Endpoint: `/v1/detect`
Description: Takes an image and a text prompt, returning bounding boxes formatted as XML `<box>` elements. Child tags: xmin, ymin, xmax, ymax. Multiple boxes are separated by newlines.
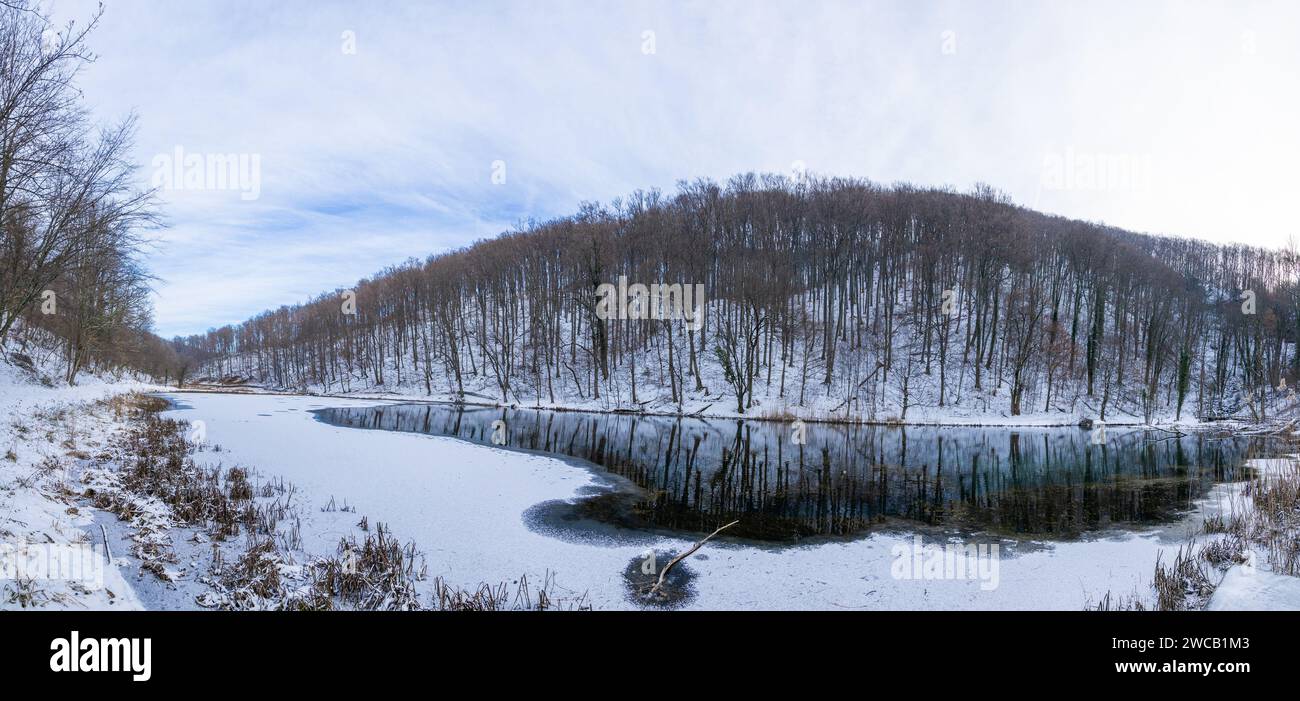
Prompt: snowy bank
<box><xmin>1</xmin><ymin>350</ymin><xmax>163</xmax><ymax>610</ymax></box>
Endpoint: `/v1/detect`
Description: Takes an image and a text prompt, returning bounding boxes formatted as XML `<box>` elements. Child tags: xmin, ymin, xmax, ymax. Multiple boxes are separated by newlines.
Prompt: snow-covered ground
<box><xmin>156</xmin><ymin>391</ymin><xmax>1242</xmax><ymax>610</ymax></box>
<box><xmin>0</xmin><ymin>348</ymin><xmax>162</xmax><ymax>610</ymax></box>
<box><xmin>184</xmin><ymin>379</ymin><xmax>1217</xmax><ymax>429</ymax></box>
<box><xmin>1207</xmin><ymin>566</ymin><xmax>1300</xmax><ymax>610</ymax></box>
<box><xmin>1200</xmin><ymin>457</ymin><xmax>1300</xmax><ymax>610</ymax></box>
<box><xmin>186</xmin><ymin>382</ymin><xmax>1203</xmax><ymax>428</ymax></box>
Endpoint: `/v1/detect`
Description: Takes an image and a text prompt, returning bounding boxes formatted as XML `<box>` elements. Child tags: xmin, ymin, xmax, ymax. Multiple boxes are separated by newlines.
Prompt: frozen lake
<box><xmin>160</xmin><ymin>392</ymin><xmax>1265</xmax><ymax>610</ymax></box>
<box><xmin>315</xmin><ymin>402</ymin><xmax>1259</xmax><ymax>540</ymax></box>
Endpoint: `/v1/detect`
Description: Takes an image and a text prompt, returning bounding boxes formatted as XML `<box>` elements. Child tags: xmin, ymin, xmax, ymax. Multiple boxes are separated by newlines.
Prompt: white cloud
<box><xmin>43</xmin><ymin>0</ymin><xmax>1300</xmax><ymax>336</ymax></box>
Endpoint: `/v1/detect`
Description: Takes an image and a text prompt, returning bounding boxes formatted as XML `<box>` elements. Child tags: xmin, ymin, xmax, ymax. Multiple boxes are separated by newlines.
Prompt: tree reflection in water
<box><xmin>314</xmin><ymin>404</ymin><xmax>1260</xmax><ymax>542</ymax></box>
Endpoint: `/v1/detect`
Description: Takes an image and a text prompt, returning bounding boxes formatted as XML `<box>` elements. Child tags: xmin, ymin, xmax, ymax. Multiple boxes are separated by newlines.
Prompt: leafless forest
<box><xmin>3</xmin><ymin>0</ymin><xmax>1297</xmax><ymax>424</ymax></box>
<box><xmin>169</xmin><ymin>179</ymin><xmax>1298</xmax><ymax>422</ymax></box>
<box><xmin>0</xmin><ymin>2</ymin><xmax>168</xmax><ymax>382</ymax></box>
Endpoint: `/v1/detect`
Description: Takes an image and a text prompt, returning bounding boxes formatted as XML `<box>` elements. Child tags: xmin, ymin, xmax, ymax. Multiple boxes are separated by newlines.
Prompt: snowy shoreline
<box><xmin>173</xmin><ymin>384</ymin><xmax>1234</xmax><ymax>430</ymax></box>
<box><xmin>1</xmin><ymin>361</ymin><xmax>165</xmax><ymax>610</ymax></box>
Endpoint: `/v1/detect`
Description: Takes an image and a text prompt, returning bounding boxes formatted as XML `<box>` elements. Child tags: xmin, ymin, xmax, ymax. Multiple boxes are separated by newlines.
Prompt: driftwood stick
<box><xmin>647</xmin><ymin>520</ymin><xmax>739</xmax><ymax>598</ymax></box>
<box><xmin>99</xmin><ymin>523</ymin><xmax>113</xmax><ymax>562</ymax></box>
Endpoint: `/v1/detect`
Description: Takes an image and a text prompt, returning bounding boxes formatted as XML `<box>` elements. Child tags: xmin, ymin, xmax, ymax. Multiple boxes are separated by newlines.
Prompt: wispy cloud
<box><xmin>46</xmin><ymin>0</ymin><xmax>1300</xmax><ymax>336</ymax></box>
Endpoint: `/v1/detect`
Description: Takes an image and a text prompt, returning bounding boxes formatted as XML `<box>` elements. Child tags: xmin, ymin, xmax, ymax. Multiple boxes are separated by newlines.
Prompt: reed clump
<box><xmin>1091</xmin><ymin>456</ymin><xmax>1300</xmax><ymax>610</ymax></box>
<box><xmin>91</xmin><ymin>392</ymin><xmax>590</xmax><ymax>611</ymax></box>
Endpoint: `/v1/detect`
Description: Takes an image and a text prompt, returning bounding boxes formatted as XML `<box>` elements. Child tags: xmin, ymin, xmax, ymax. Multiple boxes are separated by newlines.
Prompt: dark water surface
<box><xmin>313</xmin><ymin>403</ymin><xmax>1264</xmax><ymax>542</ymax></box>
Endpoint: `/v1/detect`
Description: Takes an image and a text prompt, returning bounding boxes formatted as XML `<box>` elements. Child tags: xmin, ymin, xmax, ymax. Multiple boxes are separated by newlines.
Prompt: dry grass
<box><xmin>430</xmin><ymin>571</ymin><xmax>590</xmax><ymax>611</ymax></box>
<box><xmin>1152</xmin><ymin>544</ymin><xmax>1216</xmax><ymax>611</ymax></box>
<box><xmin>1237</xmin><ymin>466</ymin><xmax>1300</xmax><ymax>575</ymax></box>
<box><xmin>306</xmin><ymin>523</ymin><xmax>423</xmax><ymax>610</ymax></box>
<box><xmin>91</xmin><ymin>391</ymin><xmax>589</xmax><ymax>611</ymax></box>
<box><xmin>1088</xmin><ymin>590</ymin><xmax>1148</xmax><ymax>611</ymax></box>
<box><xmin>1091</xmin><ymin>452</ymin><xmax>1300</xmax><ymax>610</ymax></box>
<box><xmin>98</xmin><ymin>392</ymin><xmax>170</xmax><ymax>419</ymax></box>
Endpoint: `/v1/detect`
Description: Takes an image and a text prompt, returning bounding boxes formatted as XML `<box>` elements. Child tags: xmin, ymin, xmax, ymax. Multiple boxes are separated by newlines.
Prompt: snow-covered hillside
<box><xmin>174</xmin><ymin>180</ymin><xmax>1298</xmax><ymax>429</ymax></box>
<box><xmin>186</xmin><ymin>295</ymin><xmax>1290</xmax><ymax>428</ymax></box>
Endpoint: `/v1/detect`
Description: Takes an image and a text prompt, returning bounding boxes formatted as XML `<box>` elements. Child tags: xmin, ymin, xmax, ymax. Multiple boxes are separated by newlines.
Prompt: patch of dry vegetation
<box><xmin>87</xmin><ymin>392</ymin><xmax>589</xmax><ymax>610</ymax></box>
<box><xmin>1091</xmin><ymin>453</ymin><xmax>1300</xmax><ymax>610</ymax></box>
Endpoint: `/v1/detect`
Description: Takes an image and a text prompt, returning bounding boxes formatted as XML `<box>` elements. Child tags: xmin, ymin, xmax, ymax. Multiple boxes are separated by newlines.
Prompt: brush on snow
<box><xmin>646</xmin><ymin>519</ymin><xmax>738</xmax><ymax>600</ymax></box>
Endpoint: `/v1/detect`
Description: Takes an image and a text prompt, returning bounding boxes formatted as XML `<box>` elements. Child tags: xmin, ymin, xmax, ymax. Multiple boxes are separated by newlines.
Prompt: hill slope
<box><xmin>175</xmin><ymin>176</ymin><xmax>1298</xmax><ymax>425</ymax></box>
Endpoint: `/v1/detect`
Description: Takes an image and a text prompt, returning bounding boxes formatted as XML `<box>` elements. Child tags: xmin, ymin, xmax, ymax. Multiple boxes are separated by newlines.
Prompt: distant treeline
<box><xmin>0</xmin><ymin>2</ymin><xmax>172</xmax><ymax>383</ymax></box>
<box><xmin>175</xmin><ymin>171</ymin><xmax>1299</xmax><ymax>422</ymax></box>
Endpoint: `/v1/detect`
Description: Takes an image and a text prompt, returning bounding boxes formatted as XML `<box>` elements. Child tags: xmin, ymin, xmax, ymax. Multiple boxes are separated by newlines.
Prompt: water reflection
<box><xmin>313</xmin><ymin>404</ymin><xmax>1261</xmax><ymax>541</ymax></box>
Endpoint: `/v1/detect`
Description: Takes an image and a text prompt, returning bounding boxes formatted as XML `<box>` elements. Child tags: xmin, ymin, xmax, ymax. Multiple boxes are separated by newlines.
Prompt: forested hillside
<box><xmin>174</xmin><ymin>176</ymin><xmax>1298</xmax><ymax>424</ymax></box>
<box><xmin>4</xmin><ymin>1</ymin><xmax>1290</xmax><ymax>422</ymax></box>
<box><xmin>0</xmin><ymin>3</ymin><xmax>175</xmax><ymax>385</ymax></box>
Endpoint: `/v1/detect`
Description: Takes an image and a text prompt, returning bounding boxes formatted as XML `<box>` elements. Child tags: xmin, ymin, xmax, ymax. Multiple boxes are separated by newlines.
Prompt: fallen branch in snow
<box><xmin>1144</xmin><ymin>425</ymin><xmax>1187</xmax><ymax>439</ymax></box>
<box><xmin>1231</xmin><ymin>419</ymin><xmax>1298</xmax><ymax>436</ymax></box>
<box><xmin>647</xmin><ymin>519</ymin><xmax>738</xmax><ymax>599</ymax></box>
<box><xmin>99</xmin><ymin>524</ymin><xmax>112</xmax><ymax>562</ymax></box>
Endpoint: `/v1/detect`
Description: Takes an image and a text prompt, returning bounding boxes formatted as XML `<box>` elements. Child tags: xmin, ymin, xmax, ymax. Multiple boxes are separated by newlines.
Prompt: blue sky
<box><xmin>44</xmin><ymin>0</ymin><xmax>1300</xmax><ymax>338</ymax></box>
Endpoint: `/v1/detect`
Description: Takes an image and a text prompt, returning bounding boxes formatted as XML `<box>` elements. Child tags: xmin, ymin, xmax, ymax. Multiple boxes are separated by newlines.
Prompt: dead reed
<box><xmin>91</xmin><ymin>392</ymin><xmax>590</xmax><ymax>611</ymax></box>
